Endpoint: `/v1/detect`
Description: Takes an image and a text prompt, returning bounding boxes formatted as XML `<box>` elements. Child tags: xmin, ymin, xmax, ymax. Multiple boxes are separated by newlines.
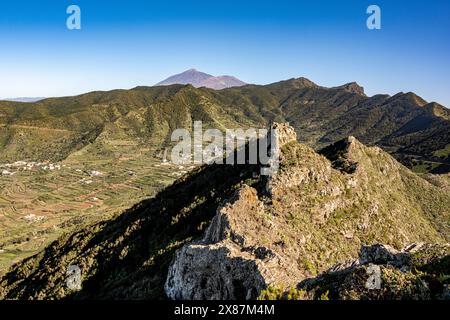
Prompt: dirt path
<box><xmin>1</xmin><ymin>124</ymin><xmax>73</xmax><ymax>133</ymax></box>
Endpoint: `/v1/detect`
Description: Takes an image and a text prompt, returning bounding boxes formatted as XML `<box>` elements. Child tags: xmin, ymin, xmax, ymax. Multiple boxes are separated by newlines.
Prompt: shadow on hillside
<box><xmin>1</xmin><ymin>159</ymin><xmax>261</xmax><ymax>299</ymax></box>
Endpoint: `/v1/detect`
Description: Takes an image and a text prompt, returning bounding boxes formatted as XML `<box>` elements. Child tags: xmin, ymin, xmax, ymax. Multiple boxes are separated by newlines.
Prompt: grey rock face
<box><xmin>164</xmin><ymin>186</ymin><xmax>295</xmax><ymax>300</ymax></box>
<box><xmin>164</xmin><ymin>186</ymin><xmax>271</xmax><ymax>300</ymax></box>
<box><xmin>299</xmin><ymin>243</ymin><xmax>449</xmax><ymax>300</ymax></box>
<box><xmin>271</xmin><ymin>122</ymin><xmax>297</xmax><ymax>147</ymax></box>
<box><xmin>165</xmin><ymin>244</ymin><xmax>266</xmax><ymax>300</ymax></box>
<box><xmin>359</xmin><ymin>244</ymin><xmax>411</xmax><ymax>269</ymax></box>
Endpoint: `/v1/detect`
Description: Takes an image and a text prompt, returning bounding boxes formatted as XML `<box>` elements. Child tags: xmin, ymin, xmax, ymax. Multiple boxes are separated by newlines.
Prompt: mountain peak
<box><xmin>425</xmin><ymin>102</ymin><xmax>450</xmax><ymax>120</ymax></box>
<box><xmin>333</xmin><ymin>82</ymin><xmax>366</xmax><ymax>96</ymax></box>
<box><xmin>156</xmin><ymin>69</ymin><xmax>246</xmax><ymax>90</ymax></box>
<box><xmin>390</xmin><ymin>92</ymin><xmax>428</xmax><ymax>106</ymax></box>
<box><xmin>293</xmin><ymin>77</ymin><xmax>318</xmax><ymax>88</ymax></box>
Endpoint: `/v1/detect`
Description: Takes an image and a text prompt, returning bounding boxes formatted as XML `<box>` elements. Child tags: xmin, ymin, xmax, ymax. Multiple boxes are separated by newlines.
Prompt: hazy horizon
<box><xmin>2</xmin><ymin>69</ymin><xmax>450</xmax><ymax>109</ymax></box>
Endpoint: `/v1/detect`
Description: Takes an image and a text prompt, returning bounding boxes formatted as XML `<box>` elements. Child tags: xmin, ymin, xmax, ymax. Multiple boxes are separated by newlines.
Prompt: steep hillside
<box><xmin>298</xmin><ymin>243</ymin><xmax>450</xmax><ymax>300</ymax></box>
<box><xmin>1</xmin><ymin>124</ymin><xmax>448</xmax><ymax>299</ymax></box>
<box><xmin>0</xmin><ymin>85</ymin><xmax>260</xmax><ymax>162</ymax></box>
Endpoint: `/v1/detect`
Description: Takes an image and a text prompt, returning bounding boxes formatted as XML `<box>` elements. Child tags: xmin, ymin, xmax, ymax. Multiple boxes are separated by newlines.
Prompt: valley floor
<box><xmin>0</xmin><ymin>146</ymin><xmax>189</xmax><ymax>274</ymax></box>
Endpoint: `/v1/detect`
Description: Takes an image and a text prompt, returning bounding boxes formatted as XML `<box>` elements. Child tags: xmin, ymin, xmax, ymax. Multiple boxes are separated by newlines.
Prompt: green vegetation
<box><xmin>299</xmin><ymin>244</ymin><xmax>449</xmax><ymax>300</ymax></box>
<box><xmin>1</xmin><ymin>80</ymin><xmax>449</xmax><ymax>169</ymax></box>
<box><xmin>0</xmin><ymin>152</ymin><xmax>178</xmax><ymax>274</ymax></box>
<box><xmin>257</xmin><ymin>285</ymin><xmax>307</xmax><ymax>300</ymax></box>
<box><xmin>0</xmin><ymin>158</ymin><xmax>261</xmax><ymax>299</ymax></box>
<box><xmin>1</xmin><ymin>127</ymin><xmax>448</xmax><ymax>300</ymax></box>
<box><xmin>0</xmin><ymin>80</ymin><xmax>449</xmax><ymax>299</ymax></box>
<box><xmin>434</xmin><ymin>144</ymin><xmax>450</xmax><ymax>158</ymax></box>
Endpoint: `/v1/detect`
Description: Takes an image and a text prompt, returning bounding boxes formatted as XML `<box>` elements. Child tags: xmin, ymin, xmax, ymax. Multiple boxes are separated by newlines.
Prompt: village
<box><xmin>1</xmin><ymin>160</ymin><xmax>63</xmax><ymax>176</ymax></box>
<box><xmin>0</xmin><ymin>160</ymin><xmax>109</xmax><ymax>185</ymax></box>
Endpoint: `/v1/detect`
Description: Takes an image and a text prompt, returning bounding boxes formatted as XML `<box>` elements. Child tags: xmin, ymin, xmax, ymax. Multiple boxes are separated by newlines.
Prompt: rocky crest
<box><xmin>164</xmin><ymin>124</ymin><xmax>449</xmax><ymax>300</ymax></box>
<box><xmin>1</xmin><ymin>123</ymin><xmax>448</xmax><ymax>300</ymax></box>
<box><xmin>165</xmin><ymin>124</ymin><xmax>301</xmax><ymax>299</ymax></box>
<box><xmin>333</xmin><ymin>82</ymin><xmax>366</xmax><ymax>96</ymax></box>
<box><xmin>299</xmin><ymin>243</ymin><xmax>450</xmax><ymax>300</ymax></box>
<box><xmin>271</xmin><ymin>122</ymin><xmax>297</xmax><ymax>146</ymax></box>
<box><xmin>165</xmin><ymin>187</ymin><xmax>269</xmax><ymax>299</ymax></box>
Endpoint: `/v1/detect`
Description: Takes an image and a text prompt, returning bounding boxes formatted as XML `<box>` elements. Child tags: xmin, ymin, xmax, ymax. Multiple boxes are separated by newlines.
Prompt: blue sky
<box><xmin>1</xmin><ymin>0</ymin><xmax>450</xmax><ymax>106</ymax></box>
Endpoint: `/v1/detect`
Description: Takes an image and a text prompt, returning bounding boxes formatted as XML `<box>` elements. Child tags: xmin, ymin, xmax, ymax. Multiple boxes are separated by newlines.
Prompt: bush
<box><xmin>258</xmin><ymin>285</ymin><xmax>307</xmax><ymax>300</ymax></box>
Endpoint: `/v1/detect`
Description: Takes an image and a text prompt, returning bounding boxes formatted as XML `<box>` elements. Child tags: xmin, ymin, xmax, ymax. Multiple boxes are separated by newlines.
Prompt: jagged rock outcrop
<box><xmin>359</xmin><ymin>244</ymin><xmax>411</xmax><ymax>269</ymax></box>
<box><xmin>165</xmin><ymin>187</ymin><xmax>269</xmax><ymax>300</ymax></box>
<box><xmin>299</xmin><ymin>243</ymin><xmax>450</xmax><ymax>300</ymax></box>
<box><xmin>165</xmin><ymin>124</ymin><xmax>303</xmax><ymax>300</ymax></box>
<box><xmin>165</xmin><ymin>124</ymin><xmax>449</xmax><ymax>300</ymax></box>
<box><xmin>333</xmin><ymin>82</ymin><xmax>366</xmax><ymax>96</ymax></box>
<box><xmin>271</xmin><ymin>122</ymin><xmax>297</xmax><ymax>147</ymax></box>
<box><xmin>164</xmin><ymin>185</ymin><xmax>303</xmax><ymax>300</ymax></box>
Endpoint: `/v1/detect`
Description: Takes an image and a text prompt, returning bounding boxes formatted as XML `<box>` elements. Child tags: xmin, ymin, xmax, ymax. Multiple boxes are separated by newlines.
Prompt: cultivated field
<box><xmin>0</xmin><ymin>141</ymin><xmax>191</xmax><ymax>274</ymax></box>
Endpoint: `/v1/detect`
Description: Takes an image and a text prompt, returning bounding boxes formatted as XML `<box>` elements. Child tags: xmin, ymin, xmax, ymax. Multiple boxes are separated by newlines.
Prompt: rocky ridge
<box><xmin>0</xmin><ymin>123</ymin><xmax>448</xmax><ymax>300</ymax></box>
<box><xmin>164</xmin><ymin>124</ymin><xmax>449</xmax><ymax>300</ymax></box>
<box><xmin>299</xmin><ymin>243</ymin><xmax>450</xmax><ymax>300</ymax></box>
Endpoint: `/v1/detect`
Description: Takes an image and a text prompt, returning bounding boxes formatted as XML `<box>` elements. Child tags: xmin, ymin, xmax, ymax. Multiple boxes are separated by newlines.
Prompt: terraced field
<box><xmin>0</xmin><ymin>143</ymin><xmax>189</xmax><ymax>273</ymax></box>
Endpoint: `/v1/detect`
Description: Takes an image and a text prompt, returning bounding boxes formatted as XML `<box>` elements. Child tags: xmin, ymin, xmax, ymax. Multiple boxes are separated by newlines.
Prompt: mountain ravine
<box><xmin>1</xmin><ymin>123</ymin><xmax>448</xmax><ymax>300</ymax></box>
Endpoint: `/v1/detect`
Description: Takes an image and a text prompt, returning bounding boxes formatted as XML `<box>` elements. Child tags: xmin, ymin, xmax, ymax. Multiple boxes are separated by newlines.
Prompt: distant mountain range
<box><xmin>156</xmin><ymin>69</ymin><xmax>247</xmax><ymax>89</ymax></box>
<box><xmin>0</xmin><ymin>97</ymin><xmax>45</xmax><ymax>103</ymax></box>
<box><xmin>1</xmin><ymin>76</ymin><xmax>448</xmax><ymax>173</ymax></box>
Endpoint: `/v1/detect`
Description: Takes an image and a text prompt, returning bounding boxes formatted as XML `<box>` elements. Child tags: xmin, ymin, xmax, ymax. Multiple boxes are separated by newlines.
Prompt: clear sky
<box><xmin>1</xmin><ymin>0</ymin><xmax>449</xmax><ymax>106</ymax></box>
